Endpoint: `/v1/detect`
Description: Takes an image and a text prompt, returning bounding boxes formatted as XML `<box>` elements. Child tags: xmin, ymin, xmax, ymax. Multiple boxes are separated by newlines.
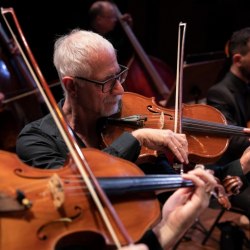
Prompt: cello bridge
<box><xmin>48</xmin><ymin>174</ymin><xmax>64</xmax><ymax>208</ymax></box>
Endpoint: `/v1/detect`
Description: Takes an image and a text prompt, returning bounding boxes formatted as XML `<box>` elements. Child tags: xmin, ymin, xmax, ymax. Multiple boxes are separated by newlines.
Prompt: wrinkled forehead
<box><xmin>90</xmin><ymin>44</ymin><xmax>117</xmax><ymax>65</ymax></box>
<box><xmin>91</xmin><ymin>49</ymin><xmax>118</xmax><ymax>77</ymax></box>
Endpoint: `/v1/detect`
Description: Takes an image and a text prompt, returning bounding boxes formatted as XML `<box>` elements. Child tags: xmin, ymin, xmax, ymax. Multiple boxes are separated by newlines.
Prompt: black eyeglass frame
<box><xmin>73</xmin><ymin>64</ymin><xmax>128</xmax><ymax>93</ymax></box>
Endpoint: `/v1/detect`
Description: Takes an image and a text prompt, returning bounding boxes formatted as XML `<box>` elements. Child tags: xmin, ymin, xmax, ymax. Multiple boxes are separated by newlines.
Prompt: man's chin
<box><xmin>103</xmin><ymin>105</ymin><xmax>119</xmax><ymax>117</ymax></box>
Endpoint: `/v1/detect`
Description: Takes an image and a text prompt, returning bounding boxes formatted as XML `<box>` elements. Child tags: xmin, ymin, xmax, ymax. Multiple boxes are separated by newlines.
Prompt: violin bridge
<box><xmin>159</xmin><ymin>111</ymin><xmax>164</xmax><ymax>129</ymax></box>
<box><xmin>48</xmin><ymin>174</ymin><xmax>64</xmax><ymax>208</ymax></box>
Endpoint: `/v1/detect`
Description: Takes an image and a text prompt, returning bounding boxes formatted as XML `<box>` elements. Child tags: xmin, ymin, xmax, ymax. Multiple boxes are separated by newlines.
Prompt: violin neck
<box><xmin>183</xmin><ymin>118</ymin><xmax>247</xmax><ymax>137</ymax></box>
<box><xmin>98</xmin><ymin>175</ymin><xmax>193</xmax><ymax>195</ymax></box>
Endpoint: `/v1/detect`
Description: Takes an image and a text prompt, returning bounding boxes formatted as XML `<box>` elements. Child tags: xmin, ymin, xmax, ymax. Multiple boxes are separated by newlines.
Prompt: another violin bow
<box><xmin>1</xmin><ymin>7</ymin><xmax>132</xmax><ymax>248</ymax></box>
<box><xmin>173</xmin><ymin>22</ymin><xmax>187</xmax><ymax>174</ymax></box>
<box><xmin>172</xmin><ymin>23</ymin><xmax>239</xmax><ymax>208</ymax></box>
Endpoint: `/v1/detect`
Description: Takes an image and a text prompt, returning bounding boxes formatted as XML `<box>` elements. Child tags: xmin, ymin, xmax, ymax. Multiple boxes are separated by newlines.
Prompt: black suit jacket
<box><xmin>207</xmin><ymin>72</ymin><xmax>250</xmax><ymax>165</ymax></box>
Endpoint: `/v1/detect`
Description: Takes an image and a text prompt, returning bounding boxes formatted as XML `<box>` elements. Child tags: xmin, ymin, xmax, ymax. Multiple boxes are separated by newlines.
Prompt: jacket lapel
<box><xmin>227</xmin><ymin>77</ymin><xmax>248</xmax><ymax>123</ymax></box>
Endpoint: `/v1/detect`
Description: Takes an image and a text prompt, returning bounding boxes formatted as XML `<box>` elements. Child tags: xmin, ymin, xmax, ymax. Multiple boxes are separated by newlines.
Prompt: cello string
<box><xmin>11</xmin><ymin>174</ymin><xmax>193</xmax><ymax>201</ymax></box>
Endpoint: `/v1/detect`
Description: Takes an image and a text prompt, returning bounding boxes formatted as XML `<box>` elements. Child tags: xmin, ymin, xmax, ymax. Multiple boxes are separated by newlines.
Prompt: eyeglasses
<box><xmin>74</xmin><ymin>64</ymin><xmax>128</xmax><ymax>93</ymax></box>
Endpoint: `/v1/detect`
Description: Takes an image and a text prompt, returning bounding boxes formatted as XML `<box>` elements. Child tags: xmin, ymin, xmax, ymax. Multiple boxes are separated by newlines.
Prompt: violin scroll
<box><xmin>222</xmin><ymin>175</ymin><xmax>243</xmax><ymax>195</ymax></box>
<box><xmin>209</xmin><ymin>175</ymin><xmax>243</xmax><ymax>210</ymax></box>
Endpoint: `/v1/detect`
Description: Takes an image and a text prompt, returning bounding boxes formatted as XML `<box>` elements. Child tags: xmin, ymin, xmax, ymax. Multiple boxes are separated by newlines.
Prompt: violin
<box><xmin>101</xmin><ymin>92</ymin><xmax>250</xmax><ymax>165</ymax></box>
<box><xmin>0</xmin><ymin>149</ymin><xmax>193</xmax><ymax>250</ymax></box>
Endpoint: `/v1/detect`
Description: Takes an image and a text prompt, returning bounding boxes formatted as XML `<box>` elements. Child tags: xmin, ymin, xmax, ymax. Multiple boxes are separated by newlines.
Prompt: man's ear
<box><xmin>62</xmin><ymin>77</ymin><xmax>77</xmax><ymax>97</ymax></box>
<box><xmin>233</xmin><ymin>53</ymin><xmax>242</xmax><ymax>65</ymax></box>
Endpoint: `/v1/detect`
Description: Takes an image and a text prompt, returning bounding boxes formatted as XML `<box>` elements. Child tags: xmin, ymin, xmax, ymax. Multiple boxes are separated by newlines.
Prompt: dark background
<box><xmin>1</xmin><ymin>0</ymin><xmax>250</xmax><ymax>83</ymax></box>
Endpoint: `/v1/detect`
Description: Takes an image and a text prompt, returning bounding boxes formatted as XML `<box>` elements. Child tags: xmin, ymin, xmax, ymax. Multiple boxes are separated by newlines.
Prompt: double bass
<box><xmin>113</xmin><ymin>4</ymin><xmax>175</xmax><ymax>105</ymax></box>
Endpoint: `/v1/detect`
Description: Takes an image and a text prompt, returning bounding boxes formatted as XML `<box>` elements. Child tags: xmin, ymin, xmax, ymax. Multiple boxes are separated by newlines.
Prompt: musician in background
<box><xmin>206</xmin><ymin>27</ymin><xmax>250</xmax><ymax>220</ymax></box>
<box><xmin>88</xmin><ymin>0</ymin><xmax>133</xmax><ymax>64</ymax></box>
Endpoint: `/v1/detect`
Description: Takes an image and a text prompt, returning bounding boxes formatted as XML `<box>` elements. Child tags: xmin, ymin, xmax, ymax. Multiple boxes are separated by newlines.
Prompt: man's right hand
<box><xmin>132</xmin><ymin>128</ymin><xmax>189</xmax><ymax>164</ymax></box>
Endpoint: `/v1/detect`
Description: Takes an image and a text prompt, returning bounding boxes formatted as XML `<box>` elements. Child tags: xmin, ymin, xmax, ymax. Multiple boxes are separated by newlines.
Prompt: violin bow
<box><xmin>173</xmin><ymin>22</ymin><xmax>187</xmax><ymax>174</ymax></box>
<box><xmin>1</xmin><ymin>7</ymin><xmax>132</xmax><ymax>248</ymax></box>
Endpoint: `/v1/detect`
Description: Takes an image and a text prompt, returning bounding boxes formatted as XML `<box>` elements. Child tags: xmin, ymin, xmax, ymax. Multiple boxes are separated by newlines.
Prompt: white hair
<box><xmin>53</xmin><ymin>29</ymin><xmax>116</xmax><ymax>82</ymax></box>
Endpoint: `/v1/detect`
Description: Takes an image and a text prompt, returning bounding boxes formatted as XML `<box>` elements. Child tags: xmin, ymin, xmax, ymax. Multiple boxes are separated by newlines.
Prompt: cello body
<box><xmin>0</xmin><ymin>149</ymin><xmax>160</xmax><ymax>250</ymax></box>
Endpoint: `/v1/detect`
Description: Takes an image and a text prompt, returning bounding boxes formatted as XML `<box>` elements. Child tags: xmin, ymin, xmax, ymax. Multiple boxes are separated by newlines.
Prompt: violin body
<box><xmin>102</xmin><ymin>92</ymin><xmax>236</xmax><ymax>165</ymax></box>
<box><xmin>0</xmin><ymin>149</ymin><xmax>160</xmax><ymax>250</ymax></box>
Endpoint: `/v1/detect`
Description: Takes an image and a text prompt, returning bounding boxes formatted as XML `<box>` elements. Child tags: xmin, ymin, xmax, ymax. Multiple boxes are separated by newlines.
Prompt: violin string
<box><xmin>184</xmin><ymin>118</ymin><xmax>246</xmax><ymax>136</ymax></box>
<box><xmin>143</xmin><ymin>114</ymin><xmax>246</xmax><ymax>136</ymax></box>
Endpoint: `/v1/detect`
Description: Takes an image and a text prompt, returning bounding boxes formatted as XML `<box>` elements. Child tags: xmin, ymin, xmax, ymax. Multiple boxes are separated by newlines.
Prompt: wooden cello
<box><xmin>113</xmin><ymin>4</ymin><xmax>175</xmax><ymax>105</ymax></box>
<box><xmin>0</xmin><ymin>148</ymin><xmax>195</xmax><ymax>249</ymax></box>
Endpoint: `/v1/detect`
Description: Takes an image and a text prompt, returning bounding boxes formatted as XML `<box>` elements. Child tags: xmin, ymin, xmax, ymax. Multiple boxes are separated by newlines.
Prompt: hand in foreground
<box><xmin>152</xmin><ymin>168</ymin><xmax>217</xmax><ymax>249</ymax></box>
<box><xmin>121</xmin><ymin>13</ymin><xmax>133</xmax><ymax>26</ymax></box>
<box><xmin>132</xmin><ymin>128</ymin><xmax>188</xmax><ymax>164</ymax></box>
